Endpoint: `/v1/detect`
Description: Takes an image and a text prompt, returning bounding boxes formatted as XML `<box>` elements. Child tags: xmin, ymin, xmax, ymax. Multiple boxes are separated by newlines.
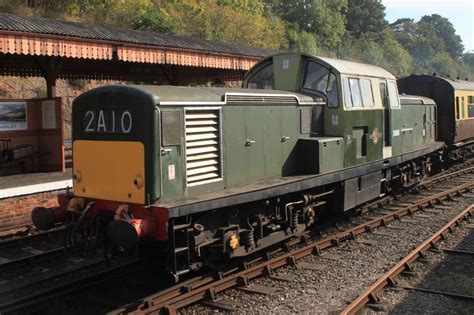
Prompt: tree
<box><xmin>266</xmin><ymin>0</ymin><xmax>314</xmax><ymax>32</ymax></box>
<box><xmin>286</xmin><ymin>26</ymin><xmax>318</xmax><ymax>54</ymax></box>
<box><xmin>419</xmin><ymin>14</ymin><xmax>464</xmax><ymax>59</ymax></box>
<box><xmin>312</xmin><ymin>0</ymin><xmax>348</xmax><ymax>49</ymax></box>
<box><xmin>463</xmin><ymin>53</ymin><xmax>474</xmax><ymax>75</ymax></box>
<box><xmin>346</xmin><ymin>0</ymin><xmax>386</xmax><ymax>39</ymax></box>
<box><xmin>390</xmin><ymin>15</ymin><xmax>459</xmax><ymax>75</ymax></box>
<box><xmin>166</xmin><ymin>1</ymin><xmax>287</xmax><ymax>49</ymax></box>
<box><xmin>131</xmin><ymin>4</ymin><xmax>177</xmax><ymax>34</ymax></box>
<box><xmin>268</xmin><ymin>0</ymin><xmax>347</xmax><ymax>50</ymax></box>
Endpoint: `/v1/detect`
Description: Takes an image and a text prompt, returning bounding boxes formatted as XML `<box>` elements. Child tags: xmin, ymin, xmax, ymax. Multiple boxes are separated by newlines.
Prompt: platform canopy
<box><xmin>0</xmin><ymin>13</ymin><xmax>274</xmax><ymax>97</ymax></box>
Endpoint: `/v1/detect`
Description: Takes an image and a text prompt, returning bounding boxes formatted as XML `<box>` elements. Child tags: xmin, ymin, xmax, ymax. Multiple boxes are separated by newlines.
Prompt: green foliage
<box><xmin>286</xmin><ymin>26</ymin><xmax>318</xmax><ymax>55</ymax></box>
<box><xmin>131</xmin><ymin>4</ymin><xmax>176</xmax><ymax>33</ymax></box>
<box><xmin>162</xmin><ymin>0</ymin><xmax>287</xmax><ymax>49</ymax></box>
<box><xmin>390</xmin><ymin>14</ymin><xmax>470</xmax><ymax>78</ymax></box>
<box><xmin>419</xmin><ymin>14</ymin><xmax>464</xmax><ymax>59</ymax></box>
<box><xmin>311</xmin><ymin>0</ymin><xmax>348</xmax><ymax>49</ymax></box>
<box><xmin>346</xmin><ymin>0</ymin><xmax>386</xmax><ymax>39</ymax></box>
<box><xmin>339</xmin><ymin>27</ymin><xmax>412</xmax><ymax>77</ymax></box>
<box><xmin>463</xmin><ymin>53</ymin><xmax>474</xmax><ymax>77</ymax></box>
<box><xmin>268</xmin><ymin>0</ymin><xmax>347</xmax><ymax>49</ymax></box>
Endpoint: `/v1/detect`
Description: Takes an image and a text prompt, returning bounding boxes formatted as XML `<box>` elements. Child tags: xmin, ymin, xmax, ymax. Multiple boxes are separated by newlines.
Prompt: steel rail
<box><xmin>110</xmin><ymin>182</ymin><xmax>473</xmax><ymax>315</ymax></box>
<box><xmin>340</xmin><ymin>204</ymin><xmax>474</xmax><ymax>315</ymax></box>
<box><xmin>0</xmin><ymin>257</ymin><xmax>139</xmax><ymax>313</ymax></box>
<box><xmin>0</xmin><ymin>246</ymin><xmax>65</xmax><ymax>272</ymax></box>
<box><xmin>418</xmin><ymin>166</ymin><xmax>474</xmax><ymax>189</ymax></box>
<box><xmin>0</xmin><ymin>226</ymin><xmax>65</xmax><ymax>250</ymax></box>
<box><xmin>359</xmin><ymin>165</ymin><xmax>473</xmax><ymax>214</ymax></box>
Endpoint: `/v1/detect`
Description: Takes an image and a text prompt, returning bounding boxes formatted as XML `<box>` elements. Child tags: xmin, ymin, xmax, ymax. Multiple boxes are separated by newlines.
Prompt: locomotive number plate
<box><xmin>83</xmin><ymin>109</ymin><xmax>132</xmax><ymax>134</ymax></box>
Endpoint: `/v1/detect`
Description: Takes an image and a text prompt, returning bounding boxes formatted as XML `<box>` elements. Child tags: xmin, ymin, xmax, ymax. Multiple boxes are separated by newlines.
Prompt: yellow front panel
<box><xmin>73</xmin><ymin>140</ymin><xmax>145</xmax><ymax>204</ymax></box>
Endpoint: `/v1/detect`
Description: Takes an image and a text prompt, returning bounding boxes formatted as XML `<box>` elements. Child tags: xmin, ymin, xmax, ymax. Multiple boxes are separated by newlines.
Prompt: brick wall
<box><xmin>0</xmin><ymin>189</ymin><xmax>65</xmax><ymax>229</ymax></box>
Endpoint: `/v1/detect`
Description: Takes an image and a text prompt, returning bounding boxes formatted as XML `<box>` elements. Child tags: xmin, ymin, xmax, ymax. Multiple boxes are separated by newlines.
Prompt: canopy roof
<box><xmin>0</xmin><ymin>13</ymin><xmax>274</xmax><ymax>59</ymax></box>
<box><xmin>0</xmin><ymin>13</ymin><xmax>274</xmax><ymax>85</ymax></box>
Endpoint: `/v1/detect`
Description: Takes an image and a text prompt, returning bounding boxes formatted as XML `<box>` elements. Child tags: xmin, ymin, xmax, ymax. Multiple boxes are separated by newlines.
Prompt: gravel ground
<box><xmin>375</xmin><ymin>204</ymin><xmax>474</xmax><ymax>314</ymax></box>
<box><xmin>182</xmin><ymin>194</ymin><xmax>474</xmax><ymax>314</ymax></box>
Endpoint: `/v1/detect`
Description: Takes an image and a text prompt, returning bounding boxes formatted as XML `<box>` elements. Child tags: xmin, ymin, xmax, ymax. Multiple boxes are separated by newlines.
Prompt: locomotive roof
<box><xmin>253</xmin><ymin>53</ymin><xmax>397</xmax><ymax>80</ymax></box>
<box><xmin>80</xmin><ymin>85</ymin><xmax>318</xmax><ymax>105</ymax></box>
<box><xmin>399</xmin><ymin>94</ymin><xmax>436</xmax><ymax>105</ymax></box>
<box><xmin>317</xmin><ymin>56</ymin><xmax>396</xmax><ymax>80</ymax></box>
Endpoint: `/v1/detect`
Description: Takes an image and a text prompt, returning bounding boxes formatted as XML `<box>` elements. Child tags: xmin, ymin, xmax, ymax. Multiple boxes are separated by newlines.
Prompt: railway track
<box><xmin>341</xmin><ymin>204</ymin><xmax>474</xmax><ymax>314</ymax></box>
<box><xmin>0</xmin><ymin>226</ymin><xmax>66</xmax><ymax>271</ymax></box>
<box><xmin>0</xmin><ymin>256</ymin><xmax>138</xmax><ymax>314</ymax></box>
<box><xmin>0</xmin><ymin>225</ymin><xmax>139</xmax><ymax>314</ymax></box>
<box><xmin>109</xmin><ymin>168</ymin><xmax>474</xmax><ymax>314</ymax></box>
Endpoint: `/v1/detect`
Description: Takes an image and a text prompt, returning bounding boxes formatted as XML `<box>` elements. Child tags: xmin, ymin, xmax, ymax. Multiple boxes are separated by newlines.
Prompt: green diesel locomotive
<box><xmin>32</xmin><ymin>53</ymin><xmax>448</xmax><ymax>278</ymax></box>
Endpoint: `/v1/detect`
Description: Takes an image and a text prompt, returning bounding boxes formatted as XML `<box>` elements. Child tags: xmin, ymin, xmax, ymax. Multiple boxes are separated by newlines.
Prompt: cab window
<box><xmin>303</xmin><ymin>61</ymin><xmax>339</xmax><ymax>107</ymax></box>
<box><xmin>388</xmin><ymin>81</ymin><xmax>400</xmax><ymax>108</ymax></box>
<box><xmin>247</xmin><ymin>63</ymin><xmax>274</xmax><ymax>89</ymax></box>
<box><xmin>344</xmin><ymin>78</ymin><xmax>374</xmax><ymax>108</ymax></box>
<box><xmin>360</xmin><ymin>79</ymin><xmax>374</xmax><ymax>107</ymax></box>
<box><xmin>349</xmin><ymin>78</ymin><xmax>363</xmax><ymax>107</ymax></box>
<box><xmin>379</xmin><ymin>82</ymin><xmax>387</xmax><ymax>107</ymax></box>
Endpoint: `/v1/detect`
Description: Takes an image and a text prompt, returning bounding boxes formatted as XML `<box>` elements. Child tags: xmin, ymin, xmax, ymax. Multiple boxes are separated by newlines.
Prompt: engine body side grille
<box><xmin>185</xmin><ymin>108</ymin><xmax>222</xmax><ymax>186</ymax></box>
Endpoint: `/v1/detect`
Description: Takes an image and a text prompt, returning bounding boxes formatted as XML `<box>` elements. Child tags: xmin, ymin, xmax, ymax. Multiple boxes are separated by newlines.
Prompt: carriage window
<box><xmin>461</xmin><ymin>97</ymin><xmax>465</xmax><ymax>118</ymax></box>
<box><xmin>469</xmin><ymin>96</ymin><xmax>474</xmax><ymax>118</ymax></box>
<box><xmin>303</xmin><ymin>61</ymin><xmax>339</xmax><ymax>107</ymax></box>
<box><xmin>247</xmin><ymin>63</ymin><xmax>274</xmax><ymax>89</ymax></box>
<box><xmin>349</xmin><ymin>78</ymin><xmax>363</xmax><ymax>107</ymax></box>
<box><xmin>360</xmin><ymin>79</ymin><xmax>374</xmax><ymax>107</ymax></box>
<box><xmin>388</xmin><ymin>81</ymin><xmax>399</xmax><ymax>108</ymax></box>
<box><xmin>456</xmin><ymin>97</ymin><xmax>460</xmax><ymax>119</ymax></box>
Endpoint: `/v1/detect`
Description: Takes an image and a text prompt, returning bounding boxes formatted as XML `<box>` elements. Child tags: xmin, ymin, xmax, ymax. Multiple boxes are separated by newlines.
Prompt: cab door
<box><xmin>245</xmin><ymin>107</ymin><xmax>265</xmax><ymax>182</ymax></box>
<box><xmin>160</xmin><ymin>109</ymin><xmax>184</xmax><ymax>199</ymax></box>
<box><xmin>380</xmin><ymin>81</ymin><xmax>392</xmax><ymax>158</ymax></box>
<box><xmin>384</xmin><ymin>81</ymin><xmax>402</xmax><ymax>156</ymax></box>
<box><xmin>281</xmin><ymin>106</ymin><xmax>299</xmax><ymax>175</ymax></box>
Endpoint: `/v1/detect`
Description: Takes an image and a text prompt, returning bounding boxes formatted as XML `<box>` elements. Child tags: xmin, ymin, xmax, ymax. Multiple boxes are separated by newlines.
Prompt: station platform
<box><xmin>0</xmin><ymin>170</ymin><xmax>72</xmax><ymax>229</ymax></box>
<box><xmin>0</xmin><ymin>170</ymin><xmax>72</xmax><ymax>199</ymax></box>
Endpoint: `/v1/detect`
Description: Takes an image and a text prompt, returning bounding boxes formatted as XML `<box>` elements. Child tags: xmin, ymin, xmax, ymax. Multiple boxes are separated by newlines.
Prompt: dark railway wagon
<box><xmin>32</xmin><ymin>53</ymin><xmax>445</xmax><ymax>279</ymax></box>
<box><xmin>398</xmin><ymin>75</ymin><xmax>474</xmax><ymax>147</ymax></box>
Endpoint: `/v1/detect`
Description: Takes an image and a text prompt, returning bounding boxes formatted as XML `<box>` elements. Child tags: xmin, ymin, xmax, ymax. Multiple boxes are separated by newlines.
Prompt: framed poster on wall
<box><xmin>0</xmin><ymin>102</ymin><xmax>27</xmax><ymax>131</ymax></box>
